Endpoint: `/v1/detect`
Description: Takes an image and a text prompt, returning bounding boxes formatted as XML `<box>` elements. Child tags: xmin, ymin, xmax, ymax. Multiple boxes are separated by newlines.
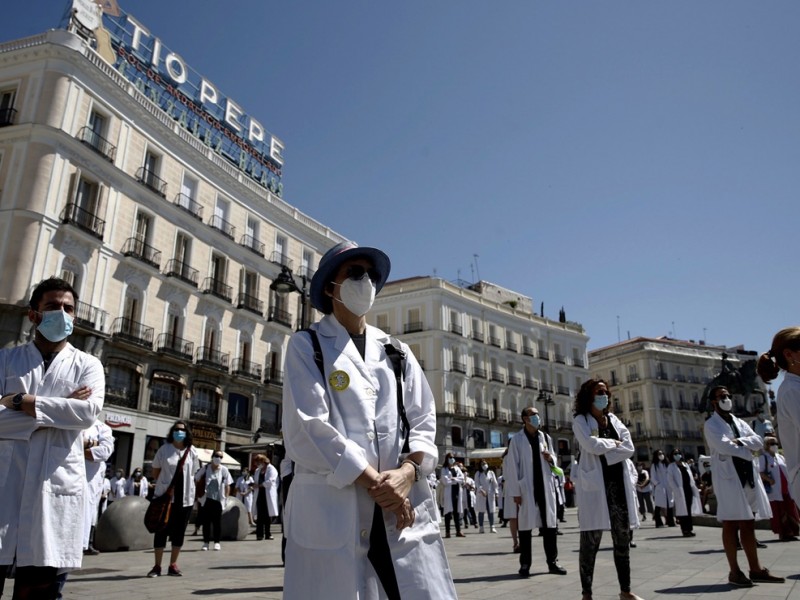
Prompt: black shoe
<box><xmin>556</xmin><ymin>530</ymin><xmax>563</xmax><ymax>535</ymax></box>
<box><xmin>682</xmin><ymin>531</ymin><xmax>696</xmax><ymax>537</ymax></box>
<box><xmin>167</xmin><ymin>564</ymin><xmax>182</xmax><ymax>576</ymax></box>
<box><xmin>630</xmin><ymin>541</ymin><xmax>637</xmax><ymax>548</ymax></box>
<box><xmin>728</xmin><ymin>570</ymin><xmax>753</xmax><ymax>587</ymax></box>
<box><xmin>83</xmin><ymin>547</ymin><xmax>100</xmax><ymax>556</ymax></box>
<box><xmin>266</xmin><ymin>535</ymin><xmax>275</xmax><ymax>540</ymax></box>
<box><xmin>548</xmin><ymin>562</ymin><xmax>567</xmax><ymax>575</ymax></box>
<box><xmin>518</xmin><ymin>566</ymin><xmax>530</xmax><ymax>578</ymax></box>
<box><xmin>147</xmin><ymin>565</ymin><xmax>161</xmax><ymax>578</ymax></box>
<box><xmin>749</xmin><ymin>568</ymin><xmax>784</xmax><ymax>583</ymax></box>
<box><xmin>756</xmin><ymin>540</ymin><xmax>767</xmax><ymax>549</ymax></box>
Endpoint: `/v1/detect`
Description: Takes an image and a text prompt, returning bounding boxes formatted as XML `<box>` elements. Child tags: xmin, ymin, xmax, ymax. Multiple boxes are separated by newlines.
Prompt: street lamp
<box><xmin>269</xmin><ymin>265</ymin><xmax>308</xmax><ymax>330</ymax></box>
<box><xmin>537</xmin><ymin>390</ymin><xmax>555</xmax><ymax>432</ymax></box>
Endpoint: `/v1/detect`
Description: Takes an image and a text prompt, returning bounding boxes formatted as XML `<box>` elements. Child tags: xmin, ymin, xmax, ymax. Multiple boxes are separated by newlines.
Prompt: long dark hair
<box><xmin>574</xmin><ymin>378</ymin><xmax>609</xmax><ymax>416</ymax></box>
<box><xmin>166</xmin><ymin>420</ymin><xmax>193</xmax><ymax>447</ymax></box>
<box><xmin>651</xmin><ymin>449</ymin><xmax>666</xmax><ymax>465</ymax></box>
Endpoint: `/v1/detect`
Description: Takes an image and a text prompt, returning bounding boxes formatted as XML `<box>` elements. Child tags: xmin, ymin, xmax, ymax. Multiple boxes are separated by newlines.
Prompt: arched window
<box><xmin>190</xmin><ymin>383</ymin><xmax>219</xmax><ymax>423</ymax></box>
<box><xmin>106</xmin><ymin>361</ymin><xmax>141</xmax><ymax>409</ymax></box>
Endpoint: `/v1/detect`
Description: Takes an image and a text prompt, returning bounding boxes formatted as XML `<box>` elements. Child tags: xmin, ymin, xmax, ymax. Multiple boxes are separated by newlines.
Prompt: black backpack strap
<box><xmin>384</xmin><ymin>338</ymin><xmax>410</xmax><ymax>454</ymax></box>
<box><xmin>302</xmin><ymin>328</ymin><xmax>325</xmax><ymax>380</ymax></box>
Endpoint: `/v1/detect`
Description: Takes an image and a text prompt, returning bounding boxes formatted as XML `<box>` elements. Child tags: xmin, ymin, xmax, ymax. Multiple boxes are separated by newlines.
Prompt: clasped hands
<box><xmin>368</xmin><ymin>465</ymin><xmax>416</xmax><ymax>531</ymax></box>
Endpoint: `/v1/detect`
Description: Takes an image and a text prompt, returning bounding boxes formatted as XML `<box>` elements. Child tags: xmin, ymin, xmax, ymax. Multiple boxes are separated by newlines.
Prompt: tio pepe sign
<box><xmin>102</xmin><ymin>10</ymin><xmax>285</xmax><ymax>196</ymax></box>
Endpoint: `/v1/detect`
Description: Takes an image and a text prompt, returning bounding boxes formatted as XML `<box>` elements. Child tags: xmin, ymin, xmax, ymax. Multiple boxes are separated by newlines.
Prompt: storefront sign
<box><xmin>101</xmin><ymin>9</ymin><xmax>284</xmax><ymax>196</ymax></box>
<box><xmin>105</xmin><ymin>411</ymin><xmax>133</xmax><ymax>428</ymax></box>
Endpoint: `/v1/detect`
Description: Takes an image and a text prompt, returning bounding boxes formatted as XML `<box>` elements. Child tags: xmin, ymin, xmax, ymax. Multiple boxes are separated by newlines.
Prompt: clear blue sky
<box><xmin>3</xmin><ymin>1</ymin><xmax>799</xmax><ymax>358</ymax></box>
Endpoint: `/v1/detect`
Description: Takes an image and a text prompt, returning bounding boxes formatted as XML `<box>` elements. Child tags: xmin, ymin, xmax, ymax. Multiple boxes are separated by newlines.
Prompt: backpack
<box><xmin>304</xmin><ymin>328</ymin><xmax>411</xmax><ymax>453</ymax></box>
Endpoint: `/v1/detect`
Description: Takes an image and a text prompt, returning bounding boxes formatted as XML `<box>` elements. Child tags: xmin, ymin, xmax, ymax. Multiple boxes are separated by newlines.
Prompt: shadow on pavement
<box><xmin>207</xmin><ymin>564</ymin><xmax>283</xmax><ymax>570</ymax></box>
<box><xmin>455</xmin><ymin>552</ymin><xmax>510</xmax><ymax>557</ymax></box>
<box><xmin>193</xmin><ymin>587</ymin><xmax>283</xmax><ymax>595</ymax></box>
<box><xmin>688</xmin><ymin>548</ymin><xmax>725</xmax><ymax>555</ymax></box>
<box><xmin>654</xmin><ymin>584</ymin><xmax>731</xmax><ymax>594</ymax></box>
<box><xmin>68</xmin><ymin>575</ymin><xmax>142</xmax><ymax>582</ymax></box>
<box><xmin>454</xmin><ymin>573</ymin><xmax>529</xmax><ymax>583</ymax></box>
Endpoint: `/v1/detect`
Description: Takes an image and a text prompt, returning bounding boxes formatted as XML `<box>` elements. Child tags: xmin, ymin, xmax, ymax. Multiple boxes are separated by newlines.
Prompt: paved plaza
<box><xmin>62</xmin><ymin>509</ymin><xmax>800</xmax><ymax>599</ymax></box>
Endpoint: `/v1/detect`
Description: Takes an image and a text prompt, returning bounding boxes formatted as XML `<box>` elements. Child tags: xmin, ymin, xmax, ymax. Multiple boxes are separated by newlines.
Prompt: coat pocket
<box><xmin>288</xmin><ymin>478</ymin><xmax>354</xmax><ymax>550</ymax></box>
<box><xmin>45</xmin><ymin>442</ymin><xmax>84</xmax><ymax>496</ymax></box>
<box><xmin>578</xmin><ymin>463</ymin><xmax>603</xmax><ymax>492</ymax></box>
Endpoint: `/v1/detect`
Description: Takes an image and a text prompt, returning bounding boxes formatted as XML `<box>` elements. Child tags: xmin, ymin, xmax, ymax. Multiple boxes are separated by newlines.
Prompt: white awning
<box><xmin>195</xmin><ymin>448</ymin><xmax>241</xmax><ymax>470</ymax></box>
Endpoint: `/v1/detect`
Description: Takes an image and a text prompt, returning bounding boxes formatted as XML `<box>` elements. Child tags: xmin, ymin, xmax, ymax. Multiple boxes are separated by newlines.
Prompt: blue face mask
<box><xmin>173</xmin><ymin>430</ymin><xmax>187</xmax><ymax>442</ymax></box>
<box><xmin>674</xmin><ymin>454</ymin><xmax>682</xmax><ymax>462</ymax></box>
<box><xmin>593</xmin><ymin>394</ymin><xmax>609</xmax><ymax>410</ymax></box>
<box><xmin>528</xmin><ymin>414</ymin><xmax>541</xmax><ymax>428</ymax></box>
<box><xmin>37</xmin><ymin>310</ymin><xmax>74</xmax><ymax>342</ymax></box>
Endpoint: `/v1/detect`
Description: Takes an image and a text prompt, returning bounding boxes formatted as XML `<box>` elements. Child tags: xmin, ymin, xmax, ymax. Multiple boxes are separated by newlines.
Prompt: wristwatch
<box><xmin>12</xmin><ymin>392</ymin><xmax>24</xmax><ymax>411</ymax></box>
<box><xmin>402</xmin><ymin>459</ymin><xmax>421</xmax><ymax>482</ymax></box>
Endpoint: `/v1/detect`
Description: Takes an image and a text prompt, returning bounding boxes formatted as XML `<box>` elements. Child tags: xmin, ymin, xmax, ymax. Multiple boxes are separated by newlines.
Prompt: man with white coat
<box><xmin>474</xmin><ymin>460</ymin><xmax>499</xmax><ymax>533</ymax></box>
<box><xmin>666</xmin><ymin>448</ymin><xmax>702</xmax><ymax>537</ymax></box>
<box><xmin>0</xmin><ymin>277</ymin><xmax>104</xmax><ymax>598</ymax></box>
<box><xmin>440</xmin><ymin>453</ymin><xmax>465</xmax><ymax>538</ymax></box>
<box><xmin>505</xmin><ymin>406</ymin><xmax>567</xmax><ymax>578</ymax></box>
<box><xmin>252</xmin><ymin>454</ymin><xmax>279</xmax><ymax>541</ymax></box>
<box><xmin>704</xmin><ymin>385</ymin><xmax>784</xmax><ymax>587</ymax></box>
<box><xmin>82</xmin><ymin>419</ymin><xmax>115</xmax><ymax>555</ymax></box>
<box><xmin>282</xmin><ymin>241</ymin><xmax>456</xmax><ymax>599</ymax></box>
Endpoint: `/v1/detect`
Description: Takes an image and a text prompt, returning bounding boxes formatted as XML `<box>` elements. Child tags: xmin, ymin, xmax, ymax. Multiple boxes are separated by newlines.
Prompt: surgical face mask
<box><xmin>657</xmin><ymin>454</ymin><xmax>664</xmax><ymax>461</ymax></box>
<box><xmin>335</xmin><ymin>275</ymin><xmax>376</xmax><ymax>316</ymax></box>
<box><xmin>134</xmin><ymin>472</ymin><xmax>142</xmax><ymax>480</ymax></box>
<box><xmin>768</xmin><ymin>444</ymin><xmax>778</xmax><ymax>453</ymax></box>
<box><xmin>528</xmin><ymin>414</ymin><xmax>541</xmax><ymax>428</ymax></box>
<box><xmin>593</xmin><ymin>394</ymin><xmax>609</xmax><ymax>410</ymax></box>
<box><xmin>173</xmin><ymin>430</ymin><xmax>187</xmax><ymax>442</ymax></box>
<box><xmin>481</xmin><ymin>463</ymin><xmax>488</xmax><ymax>471</ymax></box>
<box><xmin>674</xmin><ymin>454</ymin><xmax>682</xmax><ymax>462</ymax></box>
<box><xmin>213</xmin><ymin>457</ymin><xmax>222</xmax><ymax>465</ymax></box>
<box><xmin>36</xmin><ymin>309</ymin><xmax>74</xmax><ymax>342</ymax></box>
<box><xmin>717</xmin><ymin>397</ymin><xmax>733</xmax><ymax>412</ymax></box>
<box><xmin>448</xmin><ymin>457</ymin><xmax>455</xmax><ymax>466</ymax></box>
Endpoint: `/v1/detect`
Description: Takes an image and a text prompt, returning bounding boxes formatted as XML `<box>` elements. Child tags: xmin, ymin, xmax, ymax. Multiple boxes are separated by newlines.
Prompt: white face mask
<box><xmin>718</xmin><ymin>397</ymin><xmax>733</xmax><ymax>412</ymax></box>
<box><xmin>335</xmin><ymin>275</ymin><xmax>376</xmax><ymax>316</ymax></box>
<box><xmin>212</xmin><ymin>457</ymin><xmax>222</xmax><ymax>466</ymax></box>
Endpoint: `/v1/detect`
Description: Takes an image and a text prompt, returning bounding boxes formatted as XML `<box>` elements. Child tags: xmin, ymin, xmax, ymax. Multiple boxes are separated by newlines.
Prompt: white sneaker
<box><xmin>201</xmin><ymin>544</ymin><xmax>209</xmax><ymax>551</ymax></box>
<box><xmin>491</xmin><ymin>527</ymin><xmax>497</xmax><ymax>533</ymax></box>
<box><xmin>213</xmin><ymin>543</ymin><xmax>221</xmax><ymax>551</ymax></box>
<box><xmin>479</xmin><ymin>526</ymin><xmax>485</xmax><ymax>533</ymax></box>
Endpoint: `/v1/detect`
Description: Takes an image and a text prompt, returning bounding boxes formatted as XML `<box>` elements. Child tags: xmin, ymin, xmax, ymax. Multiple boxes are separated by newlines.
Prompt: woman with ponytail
<box><xmin>757</xmin><ymin>327</ymin><xmax>800</xmax><ymax>505</ymax></box>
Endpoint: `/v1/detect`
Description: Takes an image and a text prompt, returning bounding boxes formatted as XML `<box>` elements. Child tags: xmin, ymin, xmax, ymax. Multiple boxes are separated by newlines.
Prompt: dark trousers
<box><xmin>679</xmin><ymin>489</ymin><xmax>694</xmax><ymax>533</ymax></box>
<box><xmin>256</xmin><ymin>494</ymin><xmax>271</xmax><ymax>540</ymax></box>
<box><xmin>281</xmin><ymin>474</ymin><xmax>293</xmax><ymax>564</ymax></box>
<box><xmin>519</xmin><ymin>527</ymin><xmax>558</xmax><ymax>569</ymax></box>
<box><xmin>444</xmin><ymin>511</ymin><xmax>461</xmax><ymax>535</ymax></box>
<box><xmin>202</xmin><ymin>499</ymin><xmax>223</xmax><ymax>544</ymax></box>
<box><xmin>654</xmin><ymin>505</ymin><xmax>675</xmax><ymax>527</ymax></box>
<box><xmin>367</xmin><ymin>504</ymin><xmax>400</xmax><ymax>600</ymax></box>
<box><xmin>153</xmin><ymin>504</ymin><xmax>193</xmax><ymax>549</ymax></box>
<box><xmin>0</xmin><ymin>565</ymin><xmax>59</xmax><ymax>600</ymax></box>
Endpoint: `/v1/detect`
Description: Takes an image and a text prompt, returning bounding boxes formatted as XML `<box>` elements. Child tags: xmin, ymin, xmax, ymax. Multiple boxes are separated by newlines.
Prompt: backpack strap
<box><xmin>384</xmin><ymin>338</ymin><xmax>410</xmax><ymax>454</ymax></box>
<box><xmin>302</xmin><ymin>328</ymin><xmax>325</xmax><ymax>379</ymax></box>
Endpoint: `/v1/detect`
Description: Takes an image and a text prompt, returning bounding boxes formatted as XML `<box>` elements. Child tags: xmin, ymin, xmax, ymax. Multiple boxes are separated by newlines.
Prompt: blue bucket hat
<box><xmin>310</xmin><ymin>242</ymin><xmax>391</xmax><ymax>315</ymax></box>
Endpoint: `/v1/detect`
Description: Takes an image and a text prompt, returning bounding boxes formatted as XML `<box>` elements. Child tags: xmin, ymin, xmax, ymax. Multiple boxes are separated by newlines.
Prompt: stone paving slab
<box><xmin>57</xmin><ymin>508</ymin><xmax>800</xmax><ymax>599</ymax></box>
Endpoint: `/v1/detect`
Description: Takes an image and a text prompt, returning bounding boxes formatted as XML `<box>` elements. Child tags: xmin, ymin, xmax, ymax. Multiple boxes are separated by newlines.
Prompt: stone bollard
<box><xmin>220</xmin><ymin>496</ymin><xmax>251</xmax><ymax>541</ymax></box>
<box><xmin>94</xmin><ymin>496</ymin><xmax>153</xmax><ymax>552</ymax></box>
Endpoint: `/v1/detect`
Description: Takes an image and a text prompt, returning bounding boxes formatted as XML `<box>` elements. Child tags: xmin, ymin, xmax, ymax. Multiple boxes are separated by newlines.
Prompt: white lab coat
<box><xmin>650</xmin><ymin>462</ymin><xmax>674</xmax><ymax>508</ymax></box>
<box><xmin>572</xmin><ymin>412</ymin><xmax>639</xmax><ymax>531</ymax></box>
<box><xmin>236</xmin><ymin>474</ymin><xmax>255</xmax><ymax>512</ymax></box>
<box><xmin>502</xmin><ymin>453</ymin><xmax>518</xmax><ymax>517</ymax></box>
<box><xmin>505</xmin><ymin>428</ymin><xmax>558</xmax><ymax>530</ymax></box>
<box><xmin>82</xmin><ymin>420</ymin><xmax>114</xmax><ymax>548</ymax></box>
<box><xmin>152</xmin><ymin>443</ymin><xmax>200</xmax><ymax>507</ymax></box>
<box><xmin>282</xmin><ymin>315</ymin><xmax>456</xmax><ymax>600</ymax></box>
<box><xmin>440</xmin><ymin>464</ymin><xmax>465</xmax><ymax>514</ymax></box>
<box><xmin>109</xmin><ymin>476</ymin><xmax>126</xmax><ymax>501</ymax></box>
<box><xmin>759</xmin><ymin>452</ymin><xmax>791</xmax><ymax>503</ymax></box>
<box><xmin>777</xmin><ymin>372</ymin><xmax>800</xmax><ymax>502</ymax></box>
<box><xmin>704</xmin><ymin>412</ymin><xmax>772</xmax><ymax>522</ymax></box>
<box><xmin>666</xmin><ymin>461</ymin><xmax>702</xmax><ymax>517</ymax></box>
<box><xmin>253</xmin><ymin>463</ymin><xmax>279</xmax><ymax>517</ymax></box>
<box><xmin>475</xmin><ymin>469</ymin><xmax>498</xmax><ymax>514</ymax></box>
<box><xmin>125</xmin><ymin>475</ymin><xmax>150</xmax><ymax>498</ymax></box>
<box><xmin>0</xmin><ymin>341</ymin><xmax>104</xmax><ymax>569</ymax></box>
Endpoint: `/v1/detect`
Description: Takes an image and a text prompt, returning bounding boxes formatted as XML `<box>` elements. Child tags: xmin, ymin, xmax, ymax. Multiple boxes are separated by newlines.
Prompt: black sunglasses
<box><xmin>345</xmin><ymin>264</ymin><xmax>380</xmax><ymax>283</ymax></box>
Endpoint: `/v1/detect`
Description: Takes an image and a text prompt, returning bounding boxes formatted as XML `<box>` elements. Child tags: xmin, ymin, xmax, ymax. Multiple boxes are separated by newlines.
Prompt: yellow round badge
<box><xmin>329</xmin><ymin>370</ymin><xmax>350</xmax><ymax>391</ymax></box>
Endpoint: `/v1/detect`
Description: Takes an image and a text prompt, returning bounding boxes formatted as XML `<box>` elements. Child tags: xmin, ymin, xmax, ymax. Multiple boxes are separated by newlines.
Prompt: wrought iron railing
<box><xmin>73</xmin><ymin>300</ymin><xmax>108</xmax><ymax>332</ymax></box>
<box><xmin>155</xmin><ymin>333</ymin><xmax>194</xmax><ymax>360</ymax></box>
<box><xmin>195</xmin><ymin>346</ymin><xmax>229</xmax><ymax>371</ymax></box>
<box><xmin>173</xmin><ymin>193</ymin><xmax>203</xmax><ymax>220</ymax></box>
<box><xmin>267</xmin><ymin>307</ymin><xmax>292</xmax><ymax>328</ymax></box>
<box><xmin>231</xmin><ymin>358</ymin><xmax>262</xmax><ymax>380</ymax></box>
<box><xmin>135</xmin><ymin>167</ymin><xmax>167</xmax><ymax>197</ymax></box>
<box><xmin>60</xmin><ymin>202</ymin><xmax>105</xmax><ymax>239</ymax></box>
<box><xmin>111</xmin><ymin>317</ymin><xmax>154</xmax><ymax>348</ymax></box>
<box><xmin>239</xmin><ymin>234</ymin><xmax>265</xmax><ymax>256</ymax></box>
<box><xmin>77</xmin><ymin>126</ymin><xmax>116</xmax><ymax>162</ymax></box>
<box><xmin>237</xmin><ymin>292</ymin><xmax>263</xmax><ymax>316</ymax></box>
<box><xmin>208</xmin><ymin>214</ymin><xmax>235</xmax><ymax>238</ymax></box>
<box><xmin>164</xmin><ymin>259</ymin><xmax>199</xmax><ymax>287</ymax></box>
<box><xmin>122</xmin><ymin>237</ymin><xmax>161</xmax><ymax>268</ymax></box>
<box><xmin>201</xmin><ymin>277</ymin><xmax>233</xmax><ymax>302</ymax></box>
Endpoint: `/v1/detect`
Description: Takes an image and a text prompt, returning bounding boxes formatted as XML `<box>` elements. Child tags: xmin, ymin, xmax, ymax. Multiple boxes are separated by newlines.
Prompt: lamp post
<box><xmin>269</xmin><ymin>265</ymin><xmax>308</xmax><ymax>330</ymax></box>
<box><xmin>537</xmin><ymin>390</ymin><xmax>555</xmax><ymax>432</ymax></box>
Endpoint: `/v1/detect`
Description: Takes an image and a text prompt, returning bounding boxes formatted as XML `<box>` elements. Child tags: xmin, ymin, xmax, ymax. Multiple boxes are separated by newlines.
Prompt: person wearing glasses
<box><xmin>196</xmin><ymin>450</ymin><xmax>233</xmax><ymax>551</ymax></box>
<box><xmin>704</xmin><ymin>386</ymin><xmax>784</xmax><ymax>587</ymax></box>
<box><xmin>0</xmin><ymin>277</ymin><xmax>105</xmax><ymax>599</ymax></box>
<box><xmin>282</xmin><ymin>241</ymin><xmax>456</xmax><ymax>599</ymax></box>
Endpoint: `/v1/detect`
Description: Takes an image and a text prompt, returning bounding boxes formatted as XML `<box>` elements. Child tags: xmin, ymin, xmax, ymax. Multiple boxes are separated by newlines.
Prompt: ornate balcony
<box><xmin>490</xmin><ymin>370</ymin><xmax>505</xmax><ymax>383</ymax></box>
<box><xmin>164</xmin><ymin>259</ymin><xmax>199</xmax><ymax>287</ymax></box>
<box><xmin>231</xmin><ymin>358</ymin><xmax>262</xmax><ymax>381</ymax></box>
<box><xmin>450</xmin><ymin>323</ymin><xmax>463</xmax><ymax>335</ymax></box>
<box><xmin>0</xmin><ymin>107</ymin><xmax>17</xmax><ymax>127</ymax></box>
<box><xmin>201</xmin><ymin>277</ymin><xmax>233</xmax><ymax>302</ymax></box>
<box><xmin>556</xmin><ymin>385</ymin><xmax>570</xmax><ymax>396</ymax></box>
<box><xmin>208</xmin><ymin>214</ymin><xmax>235</xmax><ymax>239</ymax></box>
<box><xmin>227</xmin><ymin>412</ymin><xmax>253</xmax><ymax>431</ymax></box>
<box><xmin>475</xmin><ymin>407</ymin><xmax>492</xmax><ymax>420</ymax></box>
<box><xmin>524</xmin><ymin>377</ymin><xmax>538</xmax><ymax>389</ymax></box>
<box><xmin>111</xmin><ymin>317</ymin><xmax>154</xmax><ymax>348</ymax></box>
<box><xmin>240</xmin><ymin>234</ymin><xmax>265</xmax><ymax>257</ymax></box>
<box><xmin>265</xmin><ymin>367</ymin><xmax>284</xmax><ymax>386</ymax></box>
<box><xmin>173</xmin><ymin>193</ymin><xmax>203</xmax><ymax>220</ymax></box>
<box><xmin>506</xmin><ymin>340</ymin><xmax>517</xmax><ymax>352</ymax></box>
<box><xmin>267</xmin><ymin>306</ymin><xmax>292</xmax><ymax>328</ymax></box>
<box><xmin>135</xmin><ymin>167</ymin><xmax>167</xmax><ymax>197</ymax></box>
<box><xmin>237</xmin><ymin>292</ymin><xmax>263</xmax><ymax>316</ymax></box>
<box><xmin>61</xmin><ymin>202</ymin><xmax>105</xmax><ymax>240</ymax></box>
<box><xmin>627</xmin><ymin>374</ymin><xmax>641</xmax><ymax>383</ymax></box>
<box><xmin>538</xmin><ymin>350</ymin><xmax>550</xmax><ymax>361</ymax></box>
<box><xmin>105</xmin><ymin>386</ymin><xmax>138</xmax><ymax>409</ymax></box>
<box><xmin>508</xmin><ymin>375</ymin><xmax>522</xmax><ymax>387</ymax></box>
<box><xmin>196</xmin><ymin>346</ymin><xmax>229</xmax><ymax>371</ymax></box>
<box><xmin>574</xmin><ymin>357</ymin><xmax>585</xmax><ymax>368</ymax></box>
<box><xmin>122</xmin><ymin>237</ymin><xmax>161</xmax><ymax>269</ymax></box>
<box><xmin>73</xmin><ymin>300</ymin><xmax>108</xmax><ymax>332</ymax></box>
<box><xmin>472</xmin><ymin>366</ymin><xmax>487</xmax><ymax>379</ymax></box>
<box><xmin>269</xmin><ymin>251</ymin><xmax>293</xmax><ymax>270</ymax></box>
<box><xmin>404</xmin><ymin>321</ymin><xmax>423</xmax><ymax>334</ymax></box>
<box><xmin>77</xmin><ymin>126</ymin><xmax>116</xmax><ymax>162</ymax></box>
<box><xmin>155</xmin><ymin>333</ymin><xmax>194</xmax><ymax>361</ymax></box>
<box><xmin>489</xmin><ymin>336</ymin><xmax>501</xmax><ymax>348</ymax></box>
<box><xmin>522</xmin><ymin>345</ymin><xmax>535</xmax><ymax>357</ymax></box>
<box><xmin>471</xmin><ymin>331</ymin><xmax>484</xmax><ymax>342</ymax></box>
<box><xmin>450</xmin><ymin>361</ymin><xmax>467</xmax><ymax>374</ymax></box>
<box><xmin>554</xmin><ymin>354</ymin><xmax>566</xmax><ymax>364</ymax></box>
